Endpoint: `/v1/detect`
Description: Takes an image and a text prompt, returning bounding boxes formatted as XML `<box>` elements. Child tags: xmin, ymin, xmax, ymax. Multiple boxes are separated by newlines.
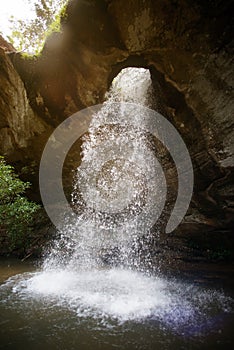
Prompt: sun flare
<box><xmin>0</xmin><ymin>0</ymin><xmax>35</xmax><ymax>38</ymax></box>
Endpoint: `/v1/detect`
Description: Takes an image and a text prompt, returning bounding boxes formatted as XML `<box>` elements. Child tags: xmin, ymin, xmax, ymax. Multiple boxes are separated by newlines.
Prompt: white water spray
<box><xmin>1</xmin><ymin>69</ymin><xmax>232</xmax><ymax>333</ymax></box>
<box><xmin>43</xmin><ymin>67</ymin><xmax>164</xmax><ymax>271</ymax></box>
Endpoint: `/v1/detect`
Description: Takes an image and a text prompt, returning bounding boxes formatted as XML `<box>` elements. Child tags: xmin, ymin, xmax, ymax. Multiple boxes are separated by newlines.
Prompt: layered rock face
<box><xmin>0</xmin><ymin>0</ymin><xmax>233</xmax><ymax>252</ymax></box>
<box><xmin>0</xmin><ymin>47</ymin><xmax>47</xmax><ymax>160</ymax></box>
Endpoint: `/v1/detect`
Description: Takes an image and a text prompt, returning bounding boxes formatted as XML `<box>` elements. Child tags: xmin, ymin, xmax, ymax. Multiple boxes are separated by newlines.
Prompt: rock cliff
<box><xmin>0</xmin><ymin>0</ymin><xmax>233</xmax><ymax>257</ymax></box>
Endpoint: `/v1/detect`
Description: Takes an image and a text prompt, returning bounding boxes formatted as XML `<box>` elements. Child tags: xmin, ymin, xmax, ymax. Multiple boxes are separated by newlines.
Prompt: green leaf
<box><xmin>0</xmin><ymin>156</ymin><xmax>40</xmax><ymax>251</ymax></box>
<box><xmin>8</xmin><ymin>0</ymin><xmax>68</xmax><ymax>54</ymax></box>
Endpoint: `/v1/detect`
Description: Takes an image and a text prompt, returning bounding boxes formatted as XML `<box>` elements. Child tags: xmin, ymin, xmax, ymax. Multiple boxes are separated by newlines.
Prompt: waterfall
<box><xmin>43</xmin><ymin>67</ymin><xmax>163</xmax><ymax>271</ymax></box>
<box><xmin>0</xmin><ymin>68</ymin><xmax>231</xmax><ymax>335</ymax></box>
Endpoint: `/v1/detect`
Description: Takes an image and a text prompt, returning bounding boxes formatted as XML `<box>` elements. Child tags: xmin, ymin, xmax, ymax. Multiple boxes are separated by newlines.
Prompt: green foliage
<box><xmin>8</xmin><ymin>0</ymin><xmax>68</xmax><ymax>54</ymax></box>
<box><xmin>20</xmin><ymin>161</ymin><xmax>37</xmax><ymax>176</ymax></box>
<box><xmin>0</xmin><ymin>156</ymin><xmax>40</xmax><ymax>251</ymax></box>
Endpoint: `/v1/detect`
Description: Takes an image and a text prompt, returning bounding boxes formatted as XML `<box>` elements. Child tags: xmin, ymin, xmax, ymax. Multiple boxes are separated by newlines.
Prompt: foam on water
<box><xmin>1</xmin><ymin>267</ymin><xmax>231</xmax><ymax>335</ymax></box>
<box><xmin>1</xmin><ymin>68</ymin><xmax>232</xmax><ymax>336</ymax></box>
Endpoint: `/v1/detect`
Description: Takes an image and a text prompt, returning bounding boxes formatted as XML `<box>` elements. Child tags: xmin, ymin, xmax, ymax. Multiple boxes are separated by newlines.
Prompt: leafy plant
<box><xmin>0</xmin><ymin>156</ymin><xmax>40</xmax><ymax>251</ymax></box>
<box><xmin>8</xmin><ymin>0</ymin><xmax>68</xmax><ymax>54</ymax></box>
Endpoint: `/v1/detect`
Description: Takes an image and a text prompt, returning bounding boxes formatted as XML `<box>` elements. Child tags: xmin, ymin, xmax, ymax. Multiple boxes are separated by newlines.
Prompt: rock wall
<box><xmin>0</xmin><ymin>46</ymin><xmax>47</xmax><ymax>161</ymax></box>
<box><xmin>0</xmin><ymin>0</ymin><xmax>233</xmax><ymax>253</ymax></box>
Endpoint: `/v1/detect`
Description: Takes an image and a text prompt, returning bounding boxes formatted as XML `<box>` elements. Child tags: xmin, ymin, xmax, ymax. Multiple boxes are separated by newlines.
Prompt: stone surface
<box><xmin>0</xmin><ymin>45</ymin><xmax>46</xmax><ymax>160</ymax></box>
<box><xmin>0</xmin><ymin>36</ymin><xmax>15</xmax><ymax>52</ymax></box>
<box><xmin>0</xmin><ymin>0</ymin><xmax>233</xmax><ymax>254</ymax></box>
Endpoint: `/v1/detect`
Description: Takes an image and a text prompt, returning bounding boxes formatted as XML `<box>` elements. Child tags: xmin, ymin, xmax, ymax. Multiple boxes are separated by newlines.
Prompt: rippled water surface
<box><xmin>0</xmin><ymin>259</ymin><xmax>234</xmax><ymax>350</ymax></box>
<box><xmin>1</xmin><ymin>68</ymin><xmax>233</xmax><ymax>350</ymax></box>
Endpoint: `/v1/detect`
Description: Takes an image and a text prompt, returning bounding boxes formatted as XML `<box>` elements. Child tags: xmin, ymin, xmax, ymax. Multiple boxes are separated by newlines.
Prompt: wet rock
<box><xmin>0</xmin><ymin>1</ymin><xmax>233</xmax><ymax>255</ymax></box>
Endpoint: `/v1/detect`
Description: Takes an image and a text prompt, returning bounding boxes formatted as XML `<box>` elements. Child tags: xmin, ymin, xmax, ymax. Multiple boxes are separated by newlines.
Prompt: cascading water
<box><xmin>44</xmin><ymin>67</ymin><xmax>163</xmax><ymax>271</ymax></box>
<box><xmin>0</xmin><ymin>68</ymin><xmax>233</xmax><ymax>349</ymax></box>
